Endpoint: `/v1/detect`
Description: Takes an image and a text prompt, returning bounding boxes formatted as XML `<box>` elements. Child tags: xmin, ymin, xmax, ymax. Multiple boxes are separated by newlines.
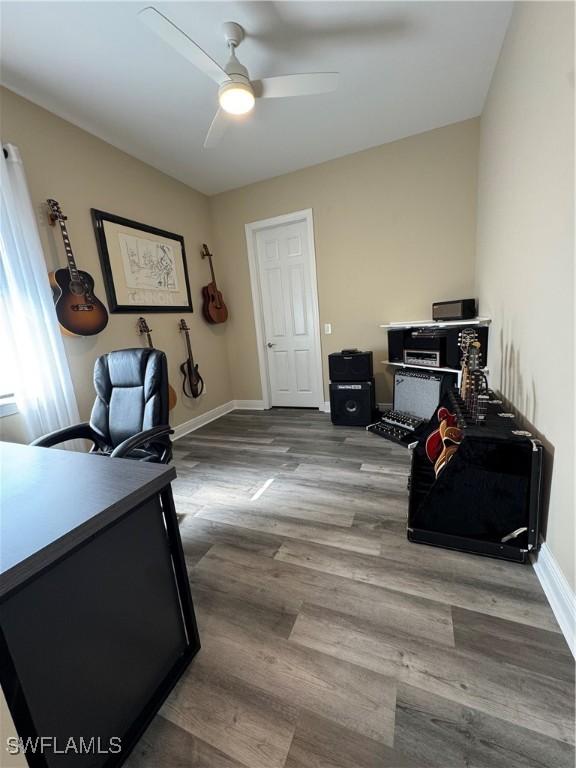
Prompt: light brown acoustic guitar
<box><xmin>137</xmin><ymin>316</ymin><xmax>177</xmax><ymax>412</ymax></box>
<box><xmin>47</xmin><ymin>198</ymin><xmax>109</xmax><ymax>336</ymax></box>
<box><xmin>201</xmin><ymin>243</ymin><xmax>228</xmax><ymax>324</ymax></box>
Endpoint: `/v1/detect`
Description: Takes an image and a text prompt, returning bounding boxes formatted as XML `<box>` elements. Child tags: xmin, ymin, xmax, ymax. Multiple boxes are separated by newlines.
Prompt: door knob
<box><xmin>267</xmin><ymin>342</ymin><xmax>275</xmax><ymax>348</ymax></box>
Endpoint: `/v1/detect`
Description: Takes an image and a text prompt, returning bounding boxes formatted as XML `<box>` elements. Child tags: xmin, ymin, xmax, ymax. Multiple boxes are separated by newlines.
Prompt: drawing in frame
<box><xmin>91</xmin><ymin>209</ymin><xmax>193</xmax><ymax>313</ymax></box>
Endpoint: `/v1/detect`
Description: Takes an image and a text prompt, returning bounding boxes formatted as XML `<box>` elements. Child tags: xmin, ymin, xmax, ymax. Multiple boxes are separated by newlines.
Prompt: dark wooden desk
<box><xmin>0</xmin><ymin>443</ymin><xmax>199</xmax><ymax>768</ymax></box>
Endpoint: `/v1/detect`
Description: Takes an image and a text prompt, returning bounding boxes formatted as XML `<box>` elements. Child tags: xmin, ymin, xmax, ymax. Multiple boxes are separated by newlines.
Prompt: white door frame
<box><xmin>245</xmin><ymin>209</ymin><xmax>324</xmax><ymax>410</ymax></box>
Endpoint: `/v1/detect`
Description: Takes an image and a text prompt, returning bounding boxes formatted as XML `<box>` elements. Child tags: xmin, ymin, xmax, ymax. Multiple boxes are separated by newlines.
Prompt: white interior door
<box><xmin>253</xmin><ymin>217</ymin><xmax>322</xmax><ymax>408</ymax></box>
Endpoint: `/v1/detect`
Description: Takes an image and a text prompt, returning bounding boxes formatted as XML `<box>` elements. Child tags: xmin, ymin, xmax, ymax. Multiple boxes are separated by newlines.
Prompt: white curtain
<box><xmin>0</xmin><ymin>143</ymin><xmax>80</xmax><ymax>440</ymax></box>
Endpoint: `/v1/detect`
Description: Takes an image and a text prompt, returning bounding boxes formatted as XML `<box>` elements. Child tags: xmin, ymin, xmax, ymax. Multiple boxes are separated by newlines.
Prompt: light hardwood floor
<box><xmin>127</xmin><ymin>408</ymin><xmax>575</xmax><ymax>768</ymax></box>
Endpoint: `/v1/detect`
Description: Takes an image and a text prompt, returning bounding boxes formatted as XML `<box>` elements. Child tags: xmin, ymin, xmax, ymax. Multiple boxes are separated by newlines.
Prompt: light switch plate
<box><xmin>324</xmin><ymin>323</ymin><xmax>332</xmax><ymax>335</ymax></box>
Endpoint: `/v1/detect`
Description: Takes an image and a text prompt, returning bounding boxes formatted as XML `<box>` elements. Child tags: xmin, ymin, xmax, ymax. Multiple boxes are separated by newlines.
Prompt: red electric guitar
<box><xmin>425</xmin><ymin>329</ymin><xmax>478</xmax><ymax>475</ymax></box>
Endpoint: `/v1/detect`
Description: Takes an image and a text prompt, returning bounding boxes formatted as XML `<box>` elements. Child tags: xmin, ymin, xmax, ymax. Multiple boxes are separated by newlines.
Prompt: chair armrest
<box><xmin>31</xmin><ymin>422</ymin><xmax>105</xmax><ymax>449</ymax></box>
<box><xmin>110</xmin><ymin>425</ymin><xmax>174</xmax><ymax>459</ymax></box>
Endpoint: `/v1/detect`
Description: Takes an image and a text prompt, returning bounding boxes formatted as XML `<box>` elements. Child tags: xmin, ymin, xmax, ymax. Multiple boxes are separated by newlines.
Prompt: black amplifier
<box><xmin>330</xmin><ymin>380</ymin><xmax>375</xmax><ymax>426</ymax></box>
<box><xmin>328</xmin><ymin>350</ymin><xmax>373</xmax><ymax>382</ymax></box>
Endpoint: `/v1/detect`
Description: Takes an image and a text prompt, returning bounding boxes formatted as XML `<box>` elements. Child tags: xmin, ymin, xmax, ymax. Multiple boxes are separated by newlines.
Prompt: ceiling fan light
<box><xmin>219</xmin><ymin>81</ymin><xmax>255</xmax><ymax>115</ymax></box>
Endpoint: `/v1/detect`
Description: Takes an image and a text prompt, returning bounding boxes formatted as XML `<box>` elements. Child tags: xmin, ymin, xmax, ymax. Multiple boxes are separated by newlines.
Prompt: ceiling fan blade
<box><xmin>253</xmin><ymin>73</ymin><xmax>339</xmax><ymax>99</ymax></box>
<box><xmin>139</xmin><ymin>7</ymin><xmax>228</xmax><ymax>86</ymax></box>
<box><xmin>204</xmin><ymin>108</ymin><xmax>229</xmax><ymax>149</ymax></box>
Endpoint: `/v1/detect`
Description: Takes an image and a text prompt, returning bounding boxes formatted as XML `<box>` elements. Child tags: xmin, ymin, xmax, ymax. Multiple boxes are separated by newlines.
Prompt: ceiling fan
<box><xmin>138</xmin><ymin>7</ymin><xmax>339</xmax><ymax>148</ymax></box>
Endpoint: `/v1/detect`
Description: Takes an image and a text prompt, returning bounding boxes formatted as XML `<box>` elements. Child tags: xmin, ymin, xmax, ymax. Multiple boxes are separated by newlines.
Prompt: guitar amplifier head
<box><xmin>328</xmin><ymin>351</ymin><xmax>373</xmax><ymax>382</ymax></box>
<box><xmin>393</xmin><ymin>369</ymin><xmax>455</xmax><ymax>420</ymax></box>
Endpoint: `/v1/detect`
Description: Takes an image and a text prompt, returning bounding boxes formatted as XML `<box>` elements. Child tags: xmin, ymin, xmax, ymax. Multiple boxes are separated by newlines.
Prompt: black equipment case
<box><xmin>408</xmin><ymin>391</ymin><xmax>543</xmax><ymax>563</ymax></box>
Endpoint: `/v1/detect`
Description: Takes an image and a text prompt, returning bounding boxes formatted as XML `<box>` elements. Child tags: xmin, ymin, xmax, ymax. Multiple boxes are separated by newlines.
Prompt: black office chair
<box><xmin>32</xmin><ymin>348</ymin><xmax>173</xmax><ymax>463</ymax></box>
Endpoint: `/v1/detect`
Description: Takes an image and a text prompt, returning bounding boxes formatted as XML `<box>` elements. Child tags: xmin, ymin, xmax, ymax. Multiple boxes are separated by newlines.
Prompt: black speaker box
<box><xmin>330</xmin><ymin>380</ymin><xmax>375</xmax><ymax>426</ymax></box>
<box><xmin>387</xmin><ymin>330</ymin><xmax>404</xmax><ymax>364</ymax></box>
<box><xmin>328</xmin><ymin>351</ymin><xmax>373</xmax><ymax>382</ymax></box>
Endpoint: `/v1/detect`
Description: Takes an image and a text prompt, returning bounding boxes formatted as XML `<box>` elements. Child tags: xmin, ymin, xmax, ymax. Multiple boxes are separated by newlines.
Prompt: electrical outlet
<box><xmin>324</xmin><ymin>323</ymin><xmax>332</xmax><ymax>335</ymax></box>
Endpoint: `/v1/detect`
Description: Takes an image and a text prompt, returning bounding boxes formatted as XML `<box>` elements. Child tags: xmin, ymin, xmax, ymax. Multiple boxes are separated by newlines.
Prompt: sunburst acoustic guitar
<box><xmin>47</xmin><ymin>198</ymin><xmax>108</xmax><ymax>336</ymax></box>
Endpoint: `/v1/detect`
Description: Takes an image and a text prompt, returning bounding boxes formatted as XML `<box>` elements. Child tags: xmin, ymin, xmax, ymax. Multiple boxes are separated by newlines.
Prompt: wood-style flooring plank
<box><xmin>160</xmin><ymin>657</ymin><xmax>298</xmax><ymax>768</ymax></box>
<box><xmin>284</xmin><ymin>711</ymin><xmax>417</xmax><ymax>768</ymax></box>
<box><xmin>125</xmin><ymin>715</ymin><xmax>247</xmax><ymax>768</ymax></box>
<box><xmin>394</xmin><ymin>684</ymin><xmax>575</xmax><ymax>768</ymax></box>
<box><xmin>289</xmin><ymin>603</ymin><xmax>574</xmax><ymax>745</ymax></box>
<box><xmin>200</xmin><ymin>494</ymin><xmax>356</xmax><ymax>528</ymax></box>
<box><xmin>452</xmin><ymin>606</ymin><xmax>574</xmax><ymax>682</ymax></box>
<box><xmin>276</xmin><ymin>539</ymin><xmax>560</xmax><ymax>632</ymax></box>
<box><xmin>293</xmin><ymin>463</ymin><xmax>409</xmax><ymax>493</ymax></box>
<box><xmin>195</xmin><ymin>507</ymin><xmax>382</xmax><ymax>555</ymax></box>
<box><xmin>194</xmin><ymin>581</ymin><xmax>298</xmax><ymax>640</ymax></box>
<box><xmin>193</xmin><ymin>544</ymin><xmax>455</xmax><ymax>648</ymax></box>
<box><xmin>179</xmin><ymin>516</ymin><xmax>283</xmax><ymax>562</ymax></box>
<box><xmin>199</xmin><ymin>621</ymin><xmax>397</xmax><ymax>747</ymax></box>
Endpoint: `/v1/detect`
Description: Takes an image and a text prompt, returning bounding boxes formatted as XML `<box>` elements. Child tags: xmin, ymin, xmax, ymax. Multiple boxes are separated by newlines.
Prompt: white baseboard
<box><xmin>233</xmin><ymin>400</ymin><xmax>266</xmax><ymax>410</ymax></box>
<box><xmin>172</xmin><ymin>401</ymin><xmax>235</xmax><ymax>440</ymax></box>
<box><xmin>532</xmin><ymin>543</ymin><xmax>576</xmax><ymax>657</ymax></box>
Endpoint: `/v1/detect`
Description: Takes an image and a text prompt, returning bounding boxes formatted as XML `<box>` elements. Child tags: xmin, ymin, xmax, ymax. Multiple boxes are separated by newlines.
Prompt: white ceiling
<box><xmin>1</xmin><ymin>2</ymin><xmax>512</xmax><ymax>195</ymax></box>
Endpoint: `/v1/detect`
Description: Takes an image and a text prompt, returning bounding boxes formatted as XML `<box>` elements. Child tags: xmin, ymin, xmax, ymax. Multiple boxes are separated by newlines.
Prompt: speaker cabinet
<box><xmin>330</xmin><ymin>380</ymin><xmax>375</xmax><ymax>426</ymax></box>
<box><xmin>328</xmin><ymin>351</ymin><xmax>373</xmax><ymax>382</ymax></box>
<box><xmin>387</xmin><ymin>330</ymin><xmax>405</xmax><ymax>364</ymax></box>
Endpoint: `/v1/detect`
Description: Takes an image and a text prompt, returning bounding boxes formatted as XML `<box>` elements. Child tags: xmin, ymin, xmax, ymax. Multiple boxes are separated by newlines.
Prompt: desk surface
<box><xmin>0</xmin><ymin>442</ymin><xmax>176</xmax><ymax>598</ymax></box>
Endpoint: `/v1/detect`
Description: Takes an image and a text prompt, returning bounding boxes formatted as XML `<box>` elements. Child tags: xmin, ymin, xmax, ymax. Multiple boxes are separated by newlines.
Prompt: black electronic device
<box><xmin>388</xmin><ymin>328</ymin><xmax>446</xmax><ymax>367</ymax></box>
<box><xmin>330</xmin><ymin>379</ymin><xmax>375</xmax><ymax>426</ymax></box>
<box><xmin>387</xmin><ymin>325</ymin><xmax>489</xmax><ymax>370</ymax></box>
<box><xmin>367</xmin><ymin>409</ymin><xmax>426</xmax><ymax>447</ymax></box>
<box><xmin>403</xmin><ymin>349</ymin><xmax>441</xmax><ymax>367</ymax></box>
<box><xmin>367</xmin><ymin>420</ymin><xmax>415</xmax><ymax>446</ymax></box>
<box><xmin>380</xmin><ymin>409</ymin><xmax>425</xmax><ymax>431</ymax></box>
<box><xmin>328</xmin><ymin>350</ymin><xmax>373</xmax><ymax>382</ymax></box>
<box><xmin>432</xmin><ymin>298</ymin><xmax>476</xmax><ymax>321</ymax></box>
<box><xmin>393</xmin><ymin>369</ymin><xmax>455</xmax><ymax>421</ymax></box>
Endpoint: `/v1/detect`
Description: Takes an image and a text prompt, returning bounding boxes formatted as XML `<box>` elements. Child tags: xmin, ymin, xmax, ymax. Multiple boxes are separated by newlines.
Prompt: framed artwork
<box><xmin>91</xmin><ymin>209</ymin><xmax>193</xmax><ymax>313</ymax></box>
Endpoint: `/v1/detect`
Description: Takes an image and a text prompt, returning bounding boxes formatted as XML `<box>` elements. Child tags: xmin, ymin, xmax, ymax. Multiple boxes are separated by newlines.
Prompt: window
<box><xmin>0</xmin><ymin>312</ymin><xmax>18</xmax><ymax>416</ymax></box>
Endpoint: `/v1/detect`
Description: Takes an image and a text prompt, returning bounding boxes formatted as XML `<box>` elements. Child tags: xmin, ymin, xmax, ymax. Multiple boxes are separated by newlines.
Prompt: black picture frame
<box><xmin>91</xmin><ymin>209</ymin><xmax>193</xmax><ymax>314</ymax></box>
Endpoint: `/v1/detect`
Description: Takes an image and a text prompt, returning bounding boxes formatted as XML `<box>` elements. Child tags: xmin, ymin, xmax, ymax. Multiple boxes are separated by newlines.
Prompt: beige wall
<box><xmin>209</xmin><ymin>119</ymin><xmax>479</xmax><ymax>404</ymax></box>
<box><xmin>0</xmin><ymin>88</ymin><xmax>232</xmax><ymax>443</ymax></box>
<box><xmin>476</xmin><ymin>2</ymin><xmax>574</xmax><ymax>589</ymax></box>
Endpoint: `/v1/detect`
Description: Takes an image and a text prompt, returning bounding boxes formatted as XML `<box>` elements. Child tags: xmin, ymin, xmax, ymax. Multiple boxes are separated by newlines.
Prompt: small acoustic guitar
<box><xmin>136</xmin><ymin>316</ymin><xmax>177</xmax><ymax>412</ymax></box>
<box><xmin>201</xmin><ymin>243</ymin><xmax>228</xmax><ymax>324</ymax></box>
<box><xmin>47</xmin><ymin>199</ymin><xmax>108</xmax><ymax>336</ymax></box>
<box><xmin>179</xmin><ymin>318</ymin><xmax>204</xmax><ymax>398</ymax></box>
